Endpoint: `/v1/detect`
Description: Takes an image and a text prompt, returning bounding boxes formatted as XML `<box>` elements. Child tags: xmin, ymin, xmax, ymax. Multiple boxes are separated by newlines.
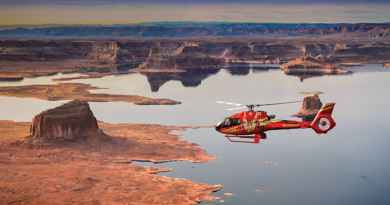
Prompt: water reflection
<box><xmin>226</xmin><ymin>66</ymin><xmax>251</xmax><ymax>76</ymax></box>
<box><xmin>142</xmin><ymin>65</ymin><xmax>278</xmax><ymax>92</ymax></box>
<box><xmin>285</xmin><ymin>64</ymin><xmax>390</xmax><ymax>82</ymax></box>
<box><xmin>142</xmin><ymin>69</ymin><xmax>220</xmax><ymax>92</ymax></box>
<box><xmin>140</xmin><ymin>62</ymin><xmax>370</xmax><ymax>91</ymax></box>
<box><xmin>225</xmin><ymin>64</ymin><xmax>279</xmax><ymax>76</ymax></box>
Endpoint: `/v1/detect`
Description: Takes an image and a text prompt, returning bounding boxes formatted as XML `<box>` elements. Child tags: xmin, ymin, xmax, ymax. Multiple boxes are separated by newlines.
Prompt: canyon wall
<box><xmin>1</xmin><ymin>23</ymin><xmax>390</xmax><ymax>38</ymax></box>
<box><xmin>1</xmin><ymin>38</ymin><xmax>390</xmax><ymax>74</ymax></box>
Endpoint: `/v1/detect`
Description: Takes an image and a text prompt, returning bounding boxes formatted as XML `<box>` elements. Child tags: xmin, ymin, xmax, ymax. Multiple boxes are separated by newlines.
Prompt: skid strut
<box><xmin>225</xmin><ymin>132</ymin><xmax>266</xmax><ymax>144</ymax></box>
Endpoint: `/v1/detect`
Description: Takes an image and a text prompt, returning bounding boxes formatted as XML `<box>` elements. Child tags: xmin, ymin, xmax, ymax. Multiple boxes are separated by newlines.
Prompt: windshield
<box><xmin>219</xmin><ymin>118</ymin><xmax>241</xmax><ymax>127</ymax></box>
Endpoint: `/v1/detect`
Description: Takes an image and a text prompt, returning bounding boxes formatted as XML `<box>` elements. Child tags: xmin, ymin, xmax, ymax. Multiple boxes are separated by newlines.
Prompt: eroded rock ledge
<box><xmin>0</xmin><ymin>101</ymin><xmax>220</xmax><ymax>205</ymax></box>
<box><xmin>0</xmin><ymin>83</ymin><xmax>180</xmax><ymax>105</ymax></box>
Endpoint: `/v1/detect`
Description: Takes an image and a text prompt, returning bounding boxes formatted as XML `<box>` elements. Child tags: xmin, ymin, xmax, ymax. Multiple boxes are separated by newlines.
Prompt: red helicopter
<box><xmin>215</xmin><ymin>99</ymin><xmax>336</xmax><ymax>143</ymax></box>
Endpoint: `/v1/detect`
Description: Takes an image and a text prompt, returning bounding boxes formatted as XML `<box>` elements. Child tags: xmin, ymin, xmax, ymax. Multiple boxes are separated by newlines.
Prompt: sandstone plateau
<box><xmin>0</xmin><ymin>23</ymin><xmax>389</xmax><ymax>82</ymax></box>
<box><xmin>1</xmin><ymin>36</ymin><xmax>389</xmax><ymax>80</ymax></box>
<box><xmin>0</xmin><ymin>83</ymin><xmax>180</xmax><ymax>105</ymax></box>
<box><xmin>0</xmin><ymin>100</ymin><xmax>221</xmax><ymax>204</ymax></box>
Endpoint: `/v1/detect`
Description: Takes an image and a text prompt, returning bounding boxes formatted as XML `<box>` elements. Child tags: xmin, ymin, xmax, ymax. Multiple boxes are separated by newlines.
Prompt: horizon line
<box><xmin>1</xmin><ymin>21</ymin><xmax>390</xmax><ymax>27</ymax></box>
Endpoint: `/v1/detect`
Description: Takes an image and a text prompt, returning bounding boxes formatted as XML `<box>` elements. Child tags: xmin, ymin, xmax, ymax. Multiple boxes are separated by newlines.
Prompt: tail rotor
<box><xmin>310</xmin><ymin>103</ymin><xmax>336</xmax><ymax>134</ymax></box>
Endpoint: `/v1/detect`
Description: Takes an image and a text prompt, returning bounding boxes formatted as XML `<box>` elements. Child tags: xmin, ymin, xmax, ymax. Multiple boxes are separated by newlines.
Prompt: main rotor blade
<box><xmin>299</xmin><ymin>91</ymin><xmax>323</xmax><ymax>96</ymax></box>
<box><xmin>226</xmin><ymin>106</ymin><xmax>247</xmax><ymax>111</ymax></box>
<box><xmin>253</xmin><ymin>100</ymin><xmax>301</xmax><ymax>107</ymax></box>
<box><xmin>216</xmin><ymin>101</ymin><xmax>244</xmax><ymax>107</ymax></box>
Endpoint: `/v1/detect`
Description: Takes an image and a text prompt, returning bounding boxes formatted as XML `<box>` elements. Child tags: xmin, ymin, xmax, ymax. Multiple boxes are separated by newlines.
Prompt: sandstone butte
<box><xmin>0</xmin><ymin>100</ymin><xmax>221</xmax><ymax>205</ymax></box>
<box><xmin>0</xmin><ymin>82</ymin><xmax>180</xmax><ymax>105</ymax></box>
<box><xmin>294</xmin><ymin>94</ymin><xmax>323</xmax><ymax>120</ymax></box>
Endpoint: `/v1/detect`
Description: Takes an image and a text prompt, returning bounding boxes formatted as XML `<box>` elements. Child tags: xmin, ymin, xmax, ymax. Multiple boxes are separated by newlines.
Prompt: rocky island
<box><xmin>0</xmin><ymin>100</ymin><xmax>221</xmax><ymax>204</ymax></box>
<box><xmin>281</xmin><ymin>56</ymin><xmax>351</xmax><ymax>77</ymax></box>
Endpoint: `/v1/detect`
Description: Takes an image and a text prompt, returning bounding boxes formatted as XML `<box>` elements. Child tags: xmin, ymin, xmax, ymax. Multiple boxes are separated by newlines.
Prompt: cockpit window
<box><xmin>221</xmin><ymin>118</ymin><xmax>241</xmax><ymax>127</ymax></box>
<box><xmin>221</xmin><ymin>118</ymin><xmax>229</xmax><ymax>126</ymax></box>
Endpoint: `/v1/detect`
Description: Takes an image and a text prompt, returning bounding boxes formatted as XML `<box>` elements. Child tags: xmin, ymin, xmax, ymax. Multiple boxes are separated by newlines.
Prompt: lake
<box><xmin>0</xmin><ymin>64</ymin><xmax>389</xmax><ymax>205</ymax></box>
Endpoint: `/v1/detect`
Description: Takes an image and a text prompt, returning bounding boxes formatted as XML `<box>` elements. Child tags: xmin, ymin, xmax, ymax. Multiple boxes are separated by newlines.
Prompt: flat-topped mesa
<box><xmin>28</xmin><ymin>100</ymin><xmax>100</xmax><ymax>143</ymax></box>
<box><xmin>295</xmin><ymin>94</ymin><xmax>323</xmax><ymax>120</ymax></box>
<box><xmin>281</xmin><ymin>56</ymin><xmax>350</xmax><ymax>76</ymax></box>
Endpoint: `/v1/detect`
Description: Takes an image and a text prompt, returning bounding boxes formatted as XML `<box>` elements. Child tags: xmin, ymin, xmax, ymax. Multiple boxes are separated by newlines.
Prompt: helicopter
<box><xmin>215</xmin><ymin>98</ymin><xmax>336</xmax><ymax>143</ymax></box>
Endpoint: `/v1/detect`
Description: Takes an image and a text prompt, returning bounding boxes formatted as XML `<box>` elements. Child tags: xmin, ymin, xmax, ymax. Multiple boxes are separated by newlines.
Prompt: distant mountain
<box><xmin>0</xmin><ymin>22</ymin><xmax>389</xmax><ymax>38</ymax></box>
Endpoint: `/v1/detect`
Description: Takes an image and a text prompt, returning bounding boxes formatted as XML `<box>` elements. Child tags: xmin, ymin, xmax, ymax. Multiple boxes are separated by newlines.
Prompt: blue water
<box><xmin>0</xmin><ymin>64</ymin><xmax>389</xmax><ymax>204</ymax></box>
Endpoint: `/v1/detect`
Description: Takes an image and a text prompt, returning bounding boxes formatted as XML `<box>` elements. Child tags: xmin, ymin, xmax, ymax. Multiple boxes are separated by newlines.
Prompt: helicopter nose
<box><xmin>215</xmin><ymin>121</ymin><xmax>223</xmax><ymax>132</ymax></box>
<box><xmin>215</xmin><ymin>124</ymin><xmax>221</xmax><ymax>131</ymax></box>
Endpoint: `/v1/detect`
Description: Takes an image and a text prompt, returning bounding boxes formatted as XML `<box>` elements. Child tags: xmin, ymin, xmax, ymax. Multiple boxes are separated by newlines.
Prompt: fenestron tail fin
<box><xmin>311</xmin><ymin>103</ymin><xmax>336</xmax><ymax>134</ymax></box>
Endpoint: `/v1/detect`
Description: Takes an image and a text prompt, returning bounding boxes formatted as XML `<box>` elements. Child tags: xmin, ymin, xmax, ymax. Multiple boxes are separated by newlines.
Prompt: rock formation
<box><xmin>88</xmin><ymin>41</ymin><xmax>119</xmax><ymax>64</ymax></box>
<box><xmin>28</xmin><ymin>100</ymin><xmax>99</xmax><ymax>143</ymax></box>
<box><xmin>281</xmin><ymin>56</ymin><xmax>350</xmax><ymax>76</ymax></box>
<box><xmin>295</xmin><ymin>94</ymin><xmax>323</xmax><ymax>120</ymax></box>
<box><xmin>1</xmin><ymin>36</ymin><xmax>390</xmax><ymax>79</ymax></box>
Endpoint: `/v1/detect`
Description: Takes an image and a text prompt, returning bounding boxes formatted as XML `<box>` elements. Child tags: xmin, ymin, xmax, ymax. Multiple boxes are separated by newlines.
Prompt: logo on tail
<box><xmin>311</xmin><ymin>103</ymin><xmax>336</xmax><ymax>134</ymax></box>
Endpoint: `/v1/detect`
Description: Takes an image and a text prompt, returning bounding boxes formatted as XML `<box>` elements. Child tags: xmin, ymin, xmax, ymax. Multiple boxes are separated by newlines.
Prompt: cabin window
<box><xmin>220</xmin><ymin>118</ymin><xmax>241</xmax><ymax>127</ymax></box>
<box><xmin>229</xmin><ymin>118</ymin><xmax>241</xmax><ymax>126</ymax></box>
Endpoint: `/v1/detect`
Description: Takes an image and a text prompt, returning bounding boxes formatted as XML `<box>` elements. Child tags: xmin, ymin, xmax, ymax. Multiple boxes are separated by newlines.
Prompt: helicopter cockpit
<box><xmin>216</xmin><ymin>117</ymin><xmax>241</xmax><ymax>129</ymax></box>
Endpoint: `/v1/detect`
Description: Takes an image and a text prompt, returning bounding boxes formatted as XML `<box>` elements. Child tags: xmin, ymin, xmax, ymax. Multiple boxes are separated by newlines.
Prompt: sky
<box><xmin>1</xmin><ymin>0</ymin><xmax>390</xmax><ymax>25</ymax></box>
<box><xmin>2</xmin><ymin>0</ymin><xmax>390</xmax><ymax>4</ymax></box>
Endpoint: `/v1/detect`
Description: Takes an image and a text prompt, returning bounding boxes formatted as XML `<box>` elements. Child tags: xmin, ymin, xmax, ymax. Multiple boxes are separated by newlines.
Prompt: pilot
<box><xmin>224</xmin><ymin>118</ymin><xmax>231</xmax><ymax>126</ymax></box>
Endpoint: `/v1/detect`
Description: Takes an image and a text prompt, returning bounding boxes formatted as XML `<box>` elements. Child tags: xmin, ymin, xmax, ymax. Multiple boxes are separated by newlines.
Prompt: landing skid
<box><xmin>225</xmin><ymin>133</ymin><xmax>267</xmax><ymax>144</ymax></box>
